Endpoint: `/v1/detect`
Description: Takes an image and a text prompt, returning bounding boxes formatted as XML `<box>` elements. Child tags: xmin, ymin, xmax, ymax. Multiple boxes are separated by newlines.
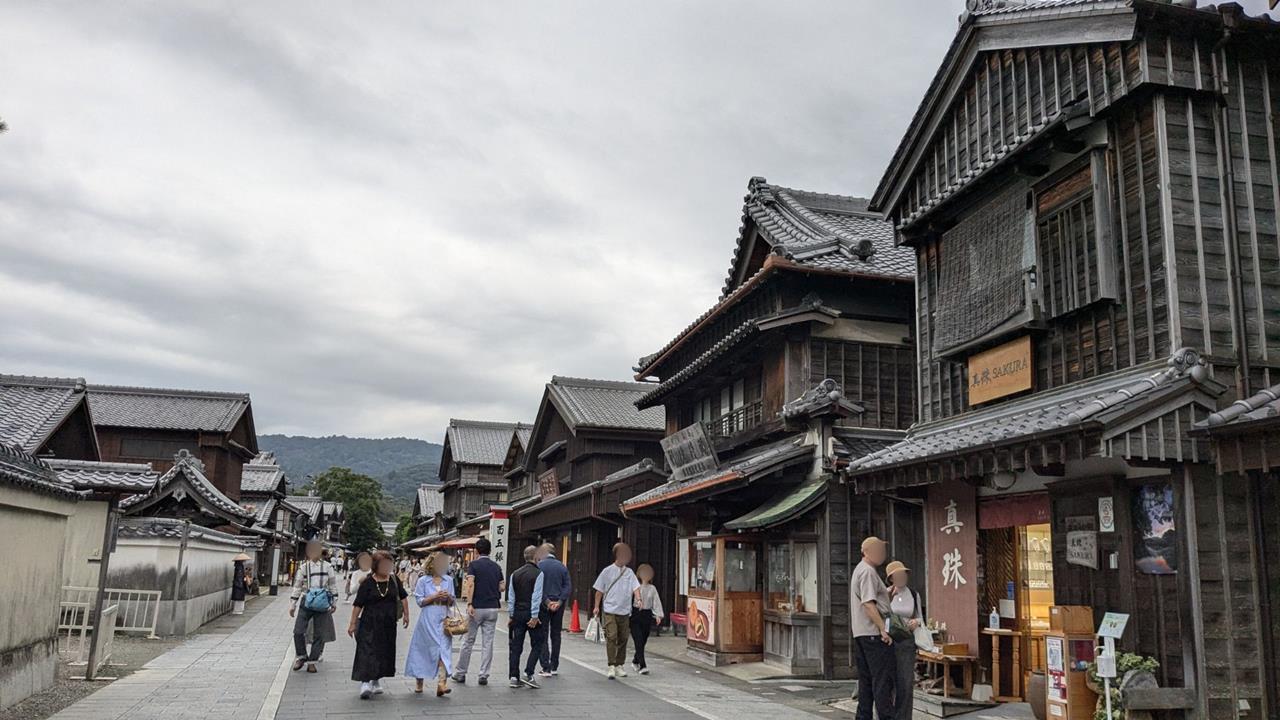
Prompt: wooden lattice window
<box><xmin>1035</xmin><ymin>158</ymin><xmax>1116</xmax><ymax>318</ymax></box>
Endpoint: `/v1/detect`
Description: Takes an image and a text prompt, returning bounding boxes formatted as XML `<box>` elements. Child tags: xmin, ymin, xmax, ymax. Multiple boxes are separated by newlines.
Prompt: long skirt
<box><xmin>351</xmin><ymin>615</ymin><xmax>398</xmax><ymax>682</ymax></box>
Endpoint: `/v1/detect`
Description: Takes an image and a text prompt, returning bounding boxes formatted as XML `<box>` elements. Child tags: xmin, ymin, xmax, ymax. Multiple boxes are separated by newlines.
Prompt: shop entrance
<box><xmin>977</xmin><ymin>493</ymin><xmax>1053</xmax><ymax>698</ymax></box>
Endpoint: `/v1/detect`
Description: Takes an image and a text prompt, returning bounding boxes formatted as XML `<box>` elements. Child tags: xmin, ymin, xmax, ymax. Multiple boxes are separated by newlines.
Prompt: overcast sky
<box><xmin>2</xmin><ymin>2</ymin><xmax>1274</xmax><ymax>440</ymax></box>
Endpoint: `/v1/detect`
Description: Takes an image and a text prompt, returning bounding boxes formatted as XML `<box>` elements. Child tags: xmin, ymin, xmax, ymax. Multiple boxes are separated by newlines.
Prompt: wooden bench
<box><xmin>917</xmin><ymin>649</ymin><xmax>978</xmax><ymax>700</ymax></box>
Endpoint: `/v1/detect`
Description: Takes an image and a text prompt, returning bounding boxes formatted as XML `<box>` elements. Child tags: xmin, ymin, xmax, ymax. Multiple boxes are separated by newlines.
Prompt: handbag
<box><xmin>444</xmin><ymin>605</ymin><xmax>469</xmax><ymax>636</ymax></box>
<box><xmin>583</xmin><ymin>614</ymin><xmax>604</xmax><ymax>644</ymax></box>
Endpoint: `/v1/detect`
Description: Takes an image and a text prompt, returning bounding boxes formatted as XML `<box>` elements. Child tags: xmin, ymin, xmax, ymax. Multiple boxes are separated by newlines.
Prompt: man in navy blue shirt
<box><xmin>452</xmin><ymin>537</ymin><xmax>504</xmax><ymax>685</ymax></box>
<box><xmin>536</xmin><ymin>543</ymin><xmax>572</xmax><ymax>676</ymax></box>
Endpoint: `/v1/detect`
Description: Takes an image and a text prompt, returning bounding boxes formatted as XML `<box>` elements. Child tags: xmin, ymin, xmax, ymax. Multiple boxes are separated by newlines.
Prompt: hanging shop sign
<box><xmin>662</xmin><ymin>423</ymin><xmax>720</xmax><ymax>483</ymax></box>
<box><xmin>1066</xmin><ymin>530</ymin><xmax>1098</xmax><ymax>569</ymax></box>
<box><xmin>489</xmin><ymin>506</ymin><xmax>510</xmax><ymax>570</ymax></box>
<box><xmin>537</xmin><ymin>468</ymin><xmax>560</xmax><ymax>499</ymax></box>
<box><xmin>967</xmin><ymin>335</ymin><xmax>1033</xmax><ymax>405</ymax></box>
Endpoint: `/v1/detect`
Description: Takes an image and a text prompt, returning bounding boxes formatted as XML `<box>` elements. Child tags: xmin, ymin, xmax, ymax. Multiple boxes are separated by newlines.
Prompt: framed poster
<box><xmin>1133</xmin><ymin>483</ymin><xmax>1177</xmax><ymax>574</ymax></box>
<box><xmin>687</xmin><ymin>596</ymin><xmax>716</xmax><ymax>645</ymax></box>
<box><xmin>1046</xmin><ymin>635</ymin><xmax>1067</xmax><ymax>701</ymax></box>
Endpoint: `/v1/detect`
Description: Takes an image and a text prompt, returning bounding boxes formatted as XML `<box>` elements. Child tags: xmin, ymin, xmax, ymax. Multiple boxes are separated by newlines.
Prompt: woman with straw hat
<box><xmin>885</xmin><ymin>560</ymin><xmax>924</xmax><ymax>720</ymax></box>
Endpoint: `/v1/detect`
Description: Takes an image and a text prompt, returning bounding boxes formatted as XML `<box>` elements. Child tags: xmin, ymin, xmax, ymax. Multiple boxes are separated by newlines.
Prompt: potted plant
<box><xmin>1085</xmin><ymin>653</ymin><xmax>1160</xmax><ymax>720</ymax></box>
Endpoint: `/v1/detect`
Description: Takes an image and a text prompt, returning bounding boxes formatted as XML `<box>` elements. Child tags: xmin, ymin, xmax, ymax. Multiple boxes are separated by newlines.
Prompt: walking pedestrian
<box><xmin>348</xmin><ymin>550</ymin><xmax>409</xmax><ymax>700</ymax></box>
<box><xmin>289</xmin><ymin>539</ymin><xmax>339</xmax><ymax>674</ymax></box>
<box><xmin>406</xmin><ymin>551</ymin><xmax>456</xmax><ymax>696</ymax></box>
<box><xmin>886</xmin><ymin>560</ymin><xmax>923</xmax><ymax>720</ymax></box>
<box><xmin>507</xmin><ymin>545</ymin><xmax>546</xmax><ymax>689</ymax></box>
<box><xmin>452</xmin><ymin>537</ymin><xmax>503</xmax><ymax>686</ymax></box>
<box><xmin>346</xmin><ymin>551</ymin><xmax>372</xmax><ymax>604</ymax></box>
<box><xmin>592</xmin><ymin>542</ymin><xmax>641</xmax><ymax>679</ymax></box>
<box><xmin>629</xmin><ymin>563</ymin><xmax>664</xmax><ymax>675</ymax></box>
<box><xmin>407</xmin><ymin>557</ymin><xmax>422</xmax><ymax>591</ymax></box>
<box><xmin>536</xmin><ymin>542</ymin><xmax>571</xmax><ymax>677</ymax></box>
<box><xmin>851</xmin><ymin>536</ymin><xmax>896</xmax><ymax>720</ymax></box>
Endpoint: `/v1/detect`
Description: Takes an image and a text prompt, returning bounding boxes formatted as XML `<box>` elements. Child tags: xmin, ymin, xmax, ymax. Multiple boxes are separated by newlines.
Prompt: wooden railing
<box><xmin>704</xmin><ymin>400</ymin><xmax>764</xmax><ymax>439</ymax></box>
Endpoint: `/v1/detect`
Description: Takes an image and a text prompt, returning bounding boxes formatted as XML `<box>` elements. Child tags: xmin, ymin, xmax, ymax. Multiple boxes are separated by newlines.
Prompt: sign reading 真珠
<box><xmin>967</xmin><ymin>335</ymin><xmax>1033</xmax><ymax>405</ymax></box>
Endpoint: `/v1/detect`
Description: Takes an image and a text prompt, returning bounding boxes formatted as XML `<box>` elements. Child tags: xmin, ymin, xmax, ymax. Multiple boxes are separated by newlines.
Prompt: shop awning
<box><xmin>724</xmin><ymin>477</ymin><xmax>827</xmax><ymax>531</ymax></box>
<box><xmin>432</xmin><ymin>536</ymin><xmax>478</xmax><ymax>550</ymax></box>
<box><xmin>848</xmin><ymin>350</ymin><xmax>1226</xmax><ymax>491</ymax></box>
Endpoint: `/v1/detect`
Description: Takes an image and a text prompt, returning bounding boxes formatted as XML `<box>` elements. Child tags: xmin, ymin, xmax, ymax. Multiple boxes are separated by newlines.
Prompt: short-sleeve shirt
<box><xmin>467</xmin><ymin>556</ymin><xmax>504</xmax><ymax>609</ymax></box>
<box><xmin>592</xmin><ymin>564</ymin><xmax>640</xmax><ymax>616</ymax></box>
<box><xmin>850</xmin><ymin>559</ymin><xmax>891</xmax><ymax>638</ymax></box>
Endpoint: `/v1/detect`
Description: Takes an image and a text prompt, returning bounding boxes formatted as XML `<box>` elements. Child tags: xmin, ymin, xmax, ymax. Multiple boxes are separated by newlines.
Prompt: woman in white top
<box><xmin>346</xmin><ymin>552</ymin><xmax>372</xmax><ymax>604</ymax></box>
<box><xmin>629</xmin><ymin>563</ymin><xmax>665</xmax><ymax>675</ymax></box>
<box><xmin>886</xmin><ymin>560</ymin><xmax>924</xmax><ymax>720</ymax></box>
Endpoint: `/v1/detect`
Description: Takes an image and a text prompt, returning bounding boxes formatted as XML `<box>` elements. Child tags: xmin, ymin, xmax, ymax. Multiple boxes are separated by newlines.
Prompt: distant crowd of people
<box><xmin>286</xmin><ymin>537</ymin><xmax>664</xmax><ymax>699</ymax></box>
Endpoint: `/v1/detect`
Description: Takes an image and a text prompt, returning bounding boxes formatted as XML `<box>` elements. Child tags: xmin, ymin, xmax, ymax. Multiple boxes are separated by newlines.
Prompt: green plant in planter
<box><xmin>1086</xmin><ymin>653</ymin><xmax>1160</xmax><ymax>720</ymax></box>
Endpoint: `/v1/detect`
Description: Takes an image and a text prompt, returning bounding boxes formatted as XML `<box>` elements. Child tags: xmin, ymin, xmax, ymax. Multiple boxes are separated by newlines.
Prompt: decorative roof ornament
<box><xmin>1167</xmin><ymin>347</ymin><xmax>1208</xmax><ymax>382</ymax></box>
<box><xmin>173</xmin><ymin>448</ymin><xmax>206</xmax><ymax>474</ymax></box>
<box><xmin>781</xmin><ymin>379</ymin><xmax>864</xmax><ymax>421</ymax></box>
<box><xmin>852</xmin><ymin>238</ymin><xmax>876</xmax><ymax>260</ymax></box>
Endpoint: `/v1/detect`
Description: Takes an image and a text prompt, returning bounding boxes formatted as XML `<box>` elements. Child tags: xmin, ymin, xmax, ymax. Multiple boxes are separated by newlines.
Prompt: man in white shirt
<box><xmin>591</xmin><ymin>542</ymin><xmax>641</xmax><ymax>679</ymax></box>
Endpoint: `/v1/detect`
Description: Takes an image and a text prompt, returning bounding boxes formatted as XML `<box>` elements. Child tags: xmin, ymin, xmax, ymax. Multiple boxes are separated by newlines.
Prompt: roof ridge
<box><xmin>448</xmin><ymin>418</ymin><xmax>530</xmax><ymax>429</ymax></box>
<box><xmin>44</xmin><ymin>458</ymin><xmax>154</xmax><ymax>472</ymax></box>
<box><xmin>550</xmin><ymin>376</ymin><xmax>655</xmax><ymax>392</ymax></box>
<box><xmin>0</xmin><ymin>374</ymin><xmax>87</xmax><ymax>389</ymax></box>
<box><xmin>88</xmin><ymin>383</ymin><xmax>251</xmax><ymax>401</ymax></box>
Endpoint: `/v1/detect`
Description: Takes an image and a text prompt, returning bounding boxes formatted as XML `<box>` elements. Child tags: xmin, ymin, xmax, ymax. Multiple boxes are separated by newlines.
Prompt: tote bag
<box><xmin>583</xmin><ymin>614</ymin><xmax>604</xmax><ymax>643</ymax></box>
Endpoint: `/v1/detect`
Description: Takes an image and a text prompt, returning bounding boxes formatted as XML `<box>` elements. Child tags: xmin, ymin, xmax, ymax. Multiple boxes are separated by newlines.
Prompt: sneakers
<box><xmin>606</xmin><ymin>665</ymin><xmax>617</xmax><ymax>680</ymax></box>
<box><xmin>639</xmin><ymin>666</ymin><xmax>650</xmax><ymax>675</ymax></box>
<box><xmin>371</xmin><ymin>679</ymin><xmax>384</xmax><ymax>695</ymax></box>
<box><xmin>451</xmin><ymin>674</ymin><xmax>466</xmax><ymax>683</ymax></box>
<box><xmin>359</xmin><ymin>681</ymin><xmax>373</xmax><ymax>699</ymax></box>
<box><xmin>478</xmin><ymin>676</ymin><xmax>488</xmax><ymax>686</ymax></box>
<box><xmin>550</xmin><ymin>669</ymin><xmax>559</xmax><ymax>676</ymax></box>
<box><xmin>509</xmin><ymin>677</ymin><xmax>520</xmax><ymax>688</ymax></box>
<box><xmin>614</xmin><ymin>665</ymin><xmax>628</xmax><ymax>677</ymax></box>
<box><xmin>536</xmin><ymin>669</ymin><xmax>553</xmax><ymax>677</ymax></box>
<box><xmin>520</xmin><ymin>674</ymin><xmax>541</xmax><ymax>689</ymax></box>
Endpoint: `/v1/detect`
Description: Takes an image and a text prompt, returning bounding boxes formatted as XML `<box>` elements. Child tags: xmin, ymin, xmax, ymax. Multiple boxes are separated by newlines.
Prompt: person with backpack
<box><xmin>591</xmin><ymin>542</ymin><xmax>642</xmax><ymax>679</ymax></box>
<box><xmin>289</xmin><ymin>539</ymin><xmax>339</xmax><ymax>673</ymax></box>
<box><xmin>348</xmin><ymin>550</ymin><xmax>409</xmax><ymax>699</ymax></box>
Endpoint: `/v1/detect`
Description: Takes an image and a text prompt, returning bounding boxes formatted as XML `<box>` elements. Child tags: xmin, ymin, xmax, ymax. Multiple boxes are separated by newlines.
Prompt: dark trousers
<box><xmin>630</xmin><ymin>609</ymin><xmax>654</xmax><ymax>668</ymax></box>
<box><xmin>508</xmin><ymin>614</ymin><xmax>547</xmax><ymax>680</ymax></box>
<box><xmin>855</xmin><ymin>635</ymin><xmax>897</xmax><ymax>720</ymax></box>
<box><xmin>539</xmin><ymin>603</ymin><xmax>565</xmax><ymax>671</ymax></box>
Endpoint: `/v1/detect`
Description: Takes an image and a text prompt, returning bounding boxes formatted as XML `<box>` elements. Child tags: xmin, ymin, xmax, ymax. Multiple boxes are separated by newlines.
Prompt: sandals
<box><xmin>414</xmin><ymin>679</ymin><xmax>424</xmax><ymax>694</ymax></box>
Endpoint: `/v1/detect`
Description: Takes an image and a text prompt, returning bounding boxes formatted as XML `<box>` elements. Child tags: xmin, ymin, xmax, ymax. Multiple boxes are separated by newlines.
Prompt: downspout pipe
<box><xmin>1212</xmin><ymin>13</ymin><xmax>1252</xmax><ymax>397</ymax></box>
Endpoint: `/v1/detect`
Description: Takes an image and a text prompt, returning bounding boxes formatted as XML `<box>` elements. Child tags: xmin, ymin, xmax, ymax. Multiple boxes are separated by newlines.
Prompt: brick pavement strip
<box><xmin>49</xmin><ymin>593</ymin><xmax>835</xmax><ymax>720</ymax></box>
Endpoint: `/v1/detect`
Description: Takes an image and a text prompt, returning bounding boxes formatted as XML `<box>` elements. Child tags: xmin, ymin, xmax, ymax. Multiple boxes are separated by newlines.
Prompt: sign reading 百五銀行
<box><xmin>967</xmin><ymin>335</ymin><xmax>1033</xmax><ymax>405</ymax></box>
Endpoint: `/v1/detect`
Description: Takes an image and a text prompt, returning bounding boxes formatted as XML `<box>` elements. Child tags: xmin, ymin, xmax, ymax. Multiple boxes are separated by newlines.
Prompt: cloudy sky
<box><xmin>2</xmin><ymin>2</ymin><xmax>1274</xmax><ymax>440</ymax></box>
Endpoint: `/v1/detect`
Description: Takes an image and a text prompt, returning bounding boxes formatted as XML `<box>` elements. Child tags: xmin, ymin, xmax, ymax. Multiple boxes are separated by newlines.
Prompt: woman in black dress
<box><xmin>347</xmin><ymin>550</ymin><xmax>409</xmax><ymax>699</ymax></box>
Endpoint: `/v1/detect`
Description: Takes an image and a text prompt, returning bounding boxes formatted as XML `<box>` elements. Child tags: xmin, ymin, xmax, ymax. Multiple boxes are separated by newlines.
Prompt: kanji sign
<box><xmin>967</xmin><ymin>335</ymin><xmax>1033</xmax><ymax>405</ymax></box>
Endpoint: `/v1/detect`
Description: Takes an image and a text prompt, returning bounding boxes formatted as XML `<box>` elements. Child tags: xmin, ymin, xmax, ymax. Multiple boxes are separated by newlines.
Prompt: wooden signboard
<box><xmin>926</xmin><ymin>480</ymin><xmax>979</xmax><ymax>654</ymax></box>
<box><xmin>968</xmin><ymin>335</ymin><xmax>1033</xmax><ymax>405</ymax></box>
<box><xmin>537</xmin><ymin>468</ymin><xmax>559</xmax><ymax>499</ymax></box>
<box><xmin>661</xmin><ymin>423</ymin><xmax>720</xmax><ymax>483</ymax></box>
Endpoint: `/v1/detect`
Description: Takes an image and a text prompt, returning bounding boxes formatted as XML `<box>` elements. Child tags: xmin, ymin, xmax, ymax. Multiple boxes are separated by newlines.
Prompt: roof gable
<box><xmin>121</xmin><ymin>449</ymin><xmax>253</xmax><ymax>526</ymax></box>
<box><xmin>413</xmin><ymin>484</ymin><xmax>444</xmax><ymax>518</ymax></box>
<box><xmin>0</xmin><ymin>374</ymin><xmax>99</xmax><ymax>458</ymax></box>
<box><xmin>241</xmin><ymin>451</ymin><xmax>287</xmax><ymax>495</ymax></box>
<box><xmin>88</xmin><ymin>383</ymin><xmax>253</xmax><ymax>435</ymax></box>
<box><xmin>444</xmin><ymin>419</ymin><xmax>531</xmax><ymax>467</ymax></box>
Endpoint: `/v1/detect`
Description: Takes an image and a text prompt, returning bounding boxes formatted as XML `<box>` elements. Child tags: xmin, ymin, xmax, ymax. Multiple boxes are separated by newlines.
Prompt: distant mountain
<box><xmin>258</xmin><ymin>434</ymin><xmax>444</xmax><ymax>514</ymax></box>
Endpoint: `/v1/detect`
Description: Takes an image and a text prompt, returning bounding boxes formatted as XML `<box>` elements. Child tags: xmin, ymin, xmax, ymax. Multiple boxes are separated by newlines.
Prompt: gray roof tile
<box><xmin>0</xmin><ymin>443</ymin><xmax>82</xmax><ymax>500</ymax></box>
<box><xmin>88</xmin><ymin>384</ymin><xmax>250</xmax><ymax>432</ymax></box>
<box><xmin>46</xmin><ymin>458</ymin><xmax>159</xmax><ymax>494</ymax></box>
<box><xmin>415</xmin><ymin>484</ymin><xmax>444</xmax><ymax>518</ymax></box>
<box><xmin>547</xmin><ymin>376</ymin><xmax>665</xmax><ymax>432</ymax></box>
<box><xmin>241</xmin><ymin>452</ymin><xmax>286</xmax><ymax>494</ymax></box>
<box><xmin>446</xmin><ymin>419</ymin><xmax>532</xmax><ymax>466</ymax></box>
<box><xmin>0</xmin><ymin>374</ymin><xmax>89</xmax><ymax>454</ymax></box>
<box><xmin>1198</xmin><ymin>382</ymin><xmax>1280</xmax><ymax>430</ymax></box>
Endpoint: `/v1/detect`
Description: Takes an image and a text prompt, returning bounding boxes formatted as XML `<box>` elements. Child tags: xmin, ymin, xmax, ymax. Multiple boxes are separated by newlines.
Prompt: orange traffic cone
<box><xmin>568</xmin><ymin>599</ymin><xmax>583</xmax><ymax>633</ymax></box>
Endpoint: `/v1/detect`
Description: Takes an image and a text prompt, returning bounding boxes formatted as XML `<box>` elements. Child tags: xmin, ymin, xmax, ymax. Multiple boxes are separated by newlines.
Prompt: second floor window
<box><xmin>1034</xmin><ymin>157</ymin><xmax>1117</xmax><ymax>318</ymax></box>
<box><xmin>701</xmin><ymin>377</ymin><xmax>761</xmax><ymax>438</ymax></box>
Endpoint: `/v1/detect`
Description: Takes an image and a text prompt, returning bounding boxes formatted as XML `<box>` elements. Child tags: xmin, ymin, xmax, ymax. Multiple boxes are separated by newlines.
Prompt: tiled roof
<box><xmin>415</xmin><ymin>484</ymin><xmax>443</xmax><ymax>518</ymax></box>
<box><xmin>286</xmin><ymin>495</ymin><xmax>323</xmax><ymax>521</ymax></box>
<box><xmin>247</xmin><ymin>497</ymin><xmax>277</xmax><ymax>526</ymax></box>
<box><xmin>622</xmin><ymin>435</ymin><xmax>814</xmax><ymax>511</ymax></box>
<box><xmin>121</xmin><ymin>449</ymin><xmax>253</xmax><ymax>523</ymax></box>
<box><xmin>0</xmin><ymin>443</ymin><xmax>82</xmax><ymax>500</ymax></box>
<box><xmin>515</xmin><ymin>426</ymin><xmax>533</xmax><ymax>449</ymax></box>
<box><xmin>849</xmin><ymin>350</ymin><xmax>1213</xmax><ymax>474</ymax></box>
<box><xmin>241</xmin><ymin>451</ymin><xmax>286</xmax><ymax>494</ymax></box>
<box><xmin>635</xmin><ymin>319</ymin><xmax>759</xmax><ymax>408</ymax></box>
<box><xmin>88</xmin><ymin>383</ymin><xmax>250</xmax><ymax>432</ymax></box>
<box><xmin>46</xmin><ymin>458</ymin><xmax>159</xmax><ymax>494</ymax></box>
<box><xmin>0</xmin><ymin>374</ymin><xmax>90</xmax><ymax>454</ymax></box>
<box><xmin>724</xmin><ymin>177</ymin><xmax>914</xmax><ymax>296</ymax></box>
<box><xmin>446</xmin><ymin>419</ymin><xmax>531</xmax><ymax>466</ymax></box>
<box><xmin>117</xmin><ymin>517</ymin><xmax>251</xmax><ymax>548</ymax></box>
<box><xmin>833</xmin><ymin>429</ymin><xmax>907</xmax><ymax>461</ymax></box>
<box><xmin>603</xmin><ymin>457</ymin><xmax>667</xmax><ymax>484</ymax></box>
<box><xmin>1198</xmin><ymin>382</ymin><xmax>1280</xmax><ymax>431</ymax></box>
<box><xmin>547</xmin><ymin>376</ymin><xmax>665</xmax><ymax>432</ymax></box>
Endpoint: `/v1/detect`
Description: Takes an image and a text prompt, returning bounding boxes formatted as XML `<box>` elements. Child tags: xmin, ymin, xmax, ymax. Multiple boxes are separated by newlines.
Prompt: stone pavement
<box><xmin>48</xmin><ymin>591</ymin><xmax>840</xmax><ymax>720</ymax></box>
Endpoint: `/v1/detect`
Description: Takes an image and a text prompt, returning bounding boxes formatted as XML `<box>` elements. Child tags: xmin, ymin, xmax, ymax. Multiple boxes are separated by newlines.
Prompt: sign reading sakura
<box><xmin>941</xmin><ymin>499</ymin><xmax>965</xmax><ymax>534</ymax></box>
<box><xmin>942</xmin><ymin>547</ymin><xmax>967</xmax><ymax>589</ymax></box>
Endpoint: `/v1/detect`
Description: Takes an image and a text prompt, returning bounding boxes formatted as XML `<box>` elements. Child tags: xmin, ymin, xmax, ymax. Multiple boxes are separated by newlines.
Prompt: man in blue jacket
<box><xmin>536</xmin><ymin>543</ymin><xmax>572</xmax><ymax>676</ymax></box>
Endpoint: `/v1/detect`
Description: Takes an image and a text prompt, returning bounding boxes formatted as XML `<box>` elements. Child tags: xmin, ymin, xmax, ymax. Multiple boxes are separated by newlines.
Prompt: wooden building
<box><xmin>88</xmin><ymin>383</ymin><xmax>258</xmax><ymax>503</ymax></box>
<box><xmin>438</xmin><ymin>419</ymin><xmax>529</xmax><ymax>528</ymax></box>
<box><xmin>512</xmin><ymin>376</ymin><xmax>672</xmax><ymax>616</ymax></box>
<box><xmin>623</xmin><ymin>177</ymin><xmax>916</xmax><ymax>677</ymax></box>
<box><xmin>122</xmin><ymin>449</ymin><xmax>256</xmax><ymax>530</ymax></box>
<box><xmin>0</xmin><ymin>374</ymin><xmax>101</xmax><ymax>462</ymax></box>
<box><xmin>239</xmin><ymin>452</ymin><xmax>300</xmax><ymax>592</ymax></box>
<box><xmin>851</xmin><ymin>2</ymin><xmax>1280</xmax><ymax>718</ymax></box>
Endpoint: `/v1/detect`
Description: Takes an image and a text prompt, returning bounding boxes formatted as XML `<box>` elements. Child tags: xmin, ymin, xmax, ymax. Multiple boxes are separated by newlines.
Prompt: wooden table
<box><xmin>982</xmin><ymin>628</ymin><xmax>1023</xmax><ymax>702</ymax></box>
<box><xmin>916</xmin><ymin>649</ymin><xmax>977</xmax><ymax>699</ymax></box>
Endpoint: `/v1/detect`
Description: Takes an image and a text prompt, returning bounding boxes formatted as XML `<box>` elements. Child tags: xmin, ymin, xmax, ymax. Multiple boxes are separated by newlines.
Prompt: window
<box><xmin>691</xmin><ymin>541</ymin><xmax>716</xmax><ymax>592</ymax></box>
<box><xmin>1035</xmin><ymin>156</ymin><xmax>1117</xmax><ymax>318</ymax></box>
<box><xmin>767</xmin><ymin>541</ymin><xmax>818</xmax><ymax>614</ymax></box>
<box><xmin>723</xmin><ymin>541</ymin><xmax>759</xmax><ymax>592</ymax></box>
<box><xmin>700</xmin><ymin>376</ymin><xmax>762</xmax><ymax>437</ymax></box>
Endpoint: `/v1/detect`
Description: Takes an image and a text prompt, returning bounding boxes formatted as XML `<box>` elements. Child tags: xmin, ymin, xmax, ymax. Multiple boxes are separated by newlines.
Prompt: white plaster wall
<box><xmin>60</xmin><ymin>500</ymin><xmax>108</xmax><ymax>589</ymax></box>
<box><xmin>108</xmin><ymin>533</ymin><xmax>241</xmax><ymax>635</ymax></box>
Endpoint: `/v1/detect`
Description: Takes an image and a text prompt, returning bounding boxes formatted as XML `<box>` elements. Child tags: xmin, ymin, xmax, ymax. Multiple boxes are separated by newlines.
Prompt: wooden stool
<box><xmin>917</xmin><ymin>649</ymin><xmax>977</xmax><ymax>699</ymax></box>
<box><xmin>982</xmin><ymin>628</ymin><xmax>1024</xmax><ymax>702</ymax></box>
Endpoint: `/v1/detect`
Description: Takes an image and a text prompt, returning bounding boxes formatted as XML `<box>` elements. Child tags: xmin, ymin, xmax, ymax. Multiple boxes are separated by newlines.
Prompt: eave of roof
<box><xmin>45</xmin><ymin>458</ymin><xmax>159</xmax><ymax>495</ymax></box>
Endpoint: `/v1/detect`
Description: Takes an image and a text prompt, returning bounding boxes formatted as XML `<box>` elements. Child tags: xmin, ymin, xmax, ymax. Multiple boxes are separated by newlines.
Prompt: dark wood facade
<box><xmin>864</xmin><ymin>4</ymin><xmax>1280</xmax><ymax>717</ymax></box>
<box><xmin>437</xmin><ymin>420</ymin><xmax>526</xmax><ymax>528</ymax></box>
<box><xmin>96</xmin><ymin>425</ymin><xmax>255</xmax><ymax>503</ymax></box>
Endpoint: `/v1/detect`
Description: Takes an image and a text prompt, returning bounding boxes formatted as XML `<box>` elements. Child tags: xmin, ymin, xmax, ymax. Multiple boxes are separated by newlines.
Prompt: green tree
<box><xmin>392</xmin><ymin>514</ymin><xmax>415</xmax><ymax>546</ymax></box>
<box><xmin>311</xmin><ymin>467</ymin><xmax>385</xmax><ymax>553</ymax></box>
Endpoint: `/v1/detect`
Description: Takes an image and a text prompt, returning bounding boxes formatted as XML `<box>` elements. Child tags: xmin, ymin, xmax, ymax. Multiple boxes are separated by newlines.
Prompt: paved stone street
<box><xmin>46</xmin><ymin>593</ymin><xmax>842</xmax><ymax>720</ymax></box>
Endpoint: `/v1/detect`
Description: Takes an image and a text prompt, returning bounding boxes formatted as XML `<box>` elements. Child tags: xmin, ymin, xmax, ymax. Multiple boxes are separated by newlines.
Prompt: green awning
<box><xmin>724</xmin><ymin>478</ymin><xmax>827</xmax><ymax>531</ymax></box>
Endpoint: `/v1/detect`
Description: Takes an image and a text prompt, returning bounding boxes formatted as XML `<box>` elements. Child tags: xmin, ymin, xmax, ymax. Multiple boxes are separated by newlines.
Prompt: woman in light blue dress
<box><xmin>405</xmin><ymin>551</ymin><xmax>456</xmax><ymax>696</ymax></box>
